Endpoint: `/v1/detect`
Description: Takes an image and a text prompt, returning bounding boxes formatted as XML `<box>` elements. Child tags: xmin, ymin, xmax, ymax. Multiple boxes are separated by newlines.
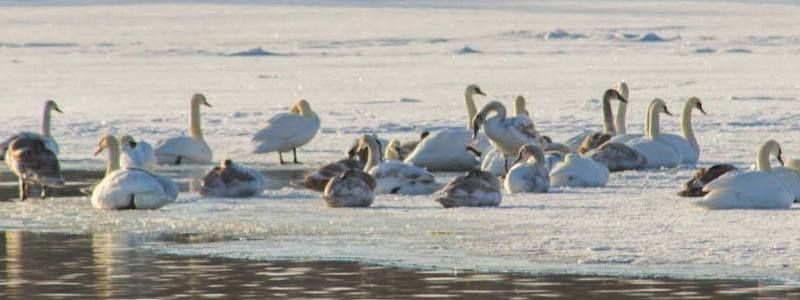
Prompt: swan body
<box><xmin>92</xmin><ymin>135</ymin><xmax>178</xmax><ymax>210</ymax></box>
<box><xmin>624</xmin><ymin>99</ymin><xmax>681</xmax><ymax>169</ymax></box>
<box><xmin>436</xmin><ymin>169</ymin><xmax>502</xmax><ymax>208</ymax></box>
<box><xmin>697</xmin><ymin>140</ymin><xmax>793</xmax><ymax>209</ymax></box>
<box><xmin>658</xmin><ymin>97</ymin><xmax>706</xmax><ymax>164</ymax></box>
<box><xmin>584</xmin><ymin>142</ymin><xmax>647</xmax><ymax>172</ymax></box>
<box><xmin>359</xmin><ymin>135</ymin><xmax>439</xmax><ymax>195</ymax></box>
<box><xmin>155</xmin><ymin>94</ymin><xmax>213</xmax><ymax>164</ymax></box>
<box><xmin>481</xmin><ymin>95</ymin><xmax>533</xmax><ymax>176</ymax></box>
<box><xmin>323</xmin><ymin>169</ymin><xmax>375</xmax><ymax>208</ymax></box>
<box><xmin>504</xmin><ymin>144</ymin><xmax>549</xmax><ymax>193</ymax></box>
<box><xmin>678</xmin><ymin>164</ymin><xmax>737</xmax><ymax>197</ymax></box>
<box><xmin>473</xmin><ymin>101</ymin><xmax>546</xmax><ymax>160</ymax></box>
<box><xmin>4</xmin><ymin>135</ymin><xmax>64</xmax><ymax>200</ymax></box>
<box><xmin>304</xmin><ymin>158</ymin><xmax>364</xmax><ymax>192</ymax></box>
<box><xmin>550</xmin><ymin>153</ymin><xmax>609</xmax><ymax>188</ymax></box>
<box><xmin>252</xmin><ymin>99</ymin><xmax>321</xmax><ymax>164</ymax></box>
<box><xmin>0</xmin><ymin>100</ymin><xmax>62</xmax><ymax>159</ymax></box>
<box><xmin>120</xmin><ymin>135</ymin><xmax>157</xmax><ymax>171</ymax></box>
<box><xmin>200</xmin><ymin>159</ymin><xmax>267</xmax><ymax>197</ymax></box>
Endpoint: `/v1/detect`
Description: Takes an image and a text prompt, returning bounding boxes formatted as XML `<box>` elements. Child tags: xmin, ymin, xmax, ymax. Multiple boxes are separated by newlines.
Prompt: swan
<box><xmin>696</xmin><ymin>140</ymin><xmax>793</xmax><ymax>209</ymax></box>
<box><xmin>658</xmin><ymin>97</ymin><xmax>706</xmax><ymax>164</ymax></box>
<box><xmin>0</xmin><ymin>100</ymin><xmax>62</xmax><ymax>159</ymax></box>
<box><xmin>678</xmin><ymin>164</ymin><xmax>738</xmax><ymax>197</ymax></box>
<box><xmin>404</xmin><ymin>84</ymin><xmax>487</xmax><ymax>171</ymax></box>
<box><xmin>550</xmin><ymin>153</ymin><xmax>609</xmax><ymax>188</ymax></box>
<box><xmin>323</xmin><ymin>169</ymin><xmax>375</xmax><ymax>208</ymax></box>
<box><xmin>92</xmin><ymin>135</ymin><xmax>179</xmax><ymax>210</ymax></box>
<box><xmin>119</xmin><ymin>135</ymin><xmax>157</xmax><ymax>171</ymax></box>
<box><xmin>436</xmin><ymin>169</ymin><xmax>502</xmax><ymax>208</ymax></box>
<box><xmin>4</xmin><ymin>135</ymin><xmax>64</xmax><ymax>200</ymax></box>
<box><xmin>304</xmin><ymin>158</ymin><xmax>364</xmax><ymax>192</ymax></box>
<box><xmin>383</xmin><ymin>132</ymin><xmax>429</xmax><ymax>161</ymax></box>
<box><xmin>623</xmin><ymin>99</ymin><xmax>682</xmax><ymax>168</ymax></box>
<box><xmin>504</xmin><ymin>144</ymin><xmax>549</xmax><ymax>193</ymax></box>
<box><xmin>253</xmin><ymin>99</ymin><xmax>321</xmax><ymax>164</ymax></box>
<box><xmin>199</xmin><ymin>159</ymin><xmax>267</xmax><ymax>197</ymax></box>
<box><xmin>472</xmin><ymin>101</ymin><xmax>546</xmax><ymax>172</ymax></box>
<box><xmin>583</xmin><ymin>141</ymin><xmax>647</xmax><ymax>172</ymax></box>
<box><xmin>482</xmin><ymin>95</ymin><xmax>532</xmax><ymax>176</ymax></box>
<box><xmin>564</xmin><ymin>89</ymin><xmax>627</xmax><ymax>153</ymax></box>
<box><xmin>359</xmin><ymin>135</ymin><xmax>439</xmax><ymax>195</ymax></box>
<box><xmin>154</xmin><ymin>94</ymin><xmax>213</xmax><ymax>165</ymax></box>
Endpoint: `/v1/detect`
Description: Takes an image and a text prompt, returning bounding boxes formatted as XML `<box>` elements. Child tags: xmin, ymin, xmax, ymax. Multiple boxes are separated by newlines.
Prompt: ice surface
<box><xmin>1</xmin><ymin>0</ymin><xmax>800</xmax><ymax>282</ymax></box>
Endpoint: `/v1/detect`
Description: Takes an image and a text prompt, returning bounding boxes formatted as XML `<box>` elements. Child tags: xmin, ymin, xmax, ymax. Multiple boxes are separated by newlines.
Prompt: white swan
<box><xmin>404</xmin><ymin>84</ymin><xmax>487</xmax><ymax>171</ymax></box>
<box><xmin>565</xmin><ymin>89</ymin><xmax>627</xmax><ymax>152</ymax></box>
<box><xmin>323</xmin><ymin>169</ymin><xmax>375</xmax><ymax>208</ymax></box>
<box><xmin>252</xmin><ymin>99</ymin><xmax>321</xmax><ymax>164</ymax></box>
<box><xmin>550</xmin><ymin>153</ymin><xmax>609</xmax><ymax>188</ymax></box>
<box><xmin>199</xmin><ymin>159</ymin><xmax>266</xmax><ymax>198</ymax></box>
<box><xmin>92</xmin><ymin>135</ymin><xmax>179</xmax><ymax>210</ymax></box>
<box><xmin>624</xmin><ymin>99</ymin><xmax>682</xmax><ymax>169</ymax></box>
<box><xmin>504</xmin><ymin>144</ymin><xmax>549</xmax><ymax>193</ymax></box>
<box><xmin>0</xmin><ymin>100</ymin><xmax>62</xmax><ymax>159</ymax></box>
<box><xmin>154</xmin><ymin>94</ymin><xmax>213</xmax><ymax>165</ymax></box>
<box><xmin>614</xmin><ymin>81</ymin><xmax>629</xmax><ymax>135</ymax></box>
<box><xmin>472</xmin><ymin>101</ymin><xmax>546</xmax><ymax>172</ymax></box>
<box><xmin>360</xmin><ymin>135</ymin><xmax>439</xmax><ymax>195</ymax></box>
<box><xmin>658</xmin><ymin>97</ymin><xmax>706</xmax><ymax>164</ymax></box>
<box><xmin>4</xmin><ymin>134</ymin><xmax>64</xmax><ymax>200</ymax></box>
<box><xmin>697</xmin><ymin>140</ymin><xmax>793</xmax><ymax>209</ymax></box>
<box><xmin>436</xmin><ymin>169</ymin><xmax>502</xmax><ymax>208</ymax></box>
<box><xmin>482</xmin><ymin>95</ymin><xmax>531</xmax><ymax>176</ymax></box>
<box><xmin>119</xmin><ymin>135</ymin><xmax>157</xmax><ymax>171</ymax></box>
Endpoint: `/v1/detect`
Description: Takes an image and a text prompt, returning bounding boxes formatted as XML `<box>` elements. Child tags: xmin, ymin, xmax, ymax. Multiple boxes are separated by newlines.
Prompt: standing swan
<box><xmin>436</xmin><ymin>169</ymin><xmax>502</xmax><ymax>208</ymax></box>
<box><xmin>659</xmin><ymin>97</ymin><xmax>706</xmax><ymax>164</ymax></box>
<box><xmin>199</xmin><ymin>159</ymin><xmax>267</xmax><ymax>197</ymax></box>
<box><xmin>697</xmin><ymin>140</ymin><xmax>793</xmax><ymax>209</ymax></box>
<box><xmin>154</xmin><ymin>94</ymin><xmax>213</xmax><ymax>165</ymax></box>
<box><xmin>120</xmin><ymin>135</ymin><xmax>157</xmax><ymax>171</ymax></box>
<box><xmin>504</xmin><ymin>144</ymin><xmax>549</xmax><ymax>194</ymax></box>
<box><xmin>0</xmin><ymin>100</ymin><xmax>63</xmax><ymax>159</ymax></box>
<box><xmin>360</xmin><ymin>135</ymin><xmax>439</xmax><ymax>195</ymax></box>
<box><xmin>404</xmin><ymin>84</ymin><xmax>487</xmax><ymax>171</ymax></box>
<box><xmin>4</xmin><ymin>136</ymin><xmax>64</xmax><ymax>200</ymax></box>
<box><xmin>623</xmin><ymin>99</ymin><xmax>681</xmax><ymax>168</ymax></box>
<box><xmin>252</xmin><ymin>99</ymin><xmax>320</xmax><ymax>164</ymax></box>
<box><xmin>323</xmin><ymin>169</ymin><xmax>376</xmax><ymax>208</ymax></box>
<box><xmin>472</xmin><ymin>101</ymin><xmax>546</xmax><ymax>171</ymax></box>
<box><xmin>92</xmin><ymin>135</ymin><xmax>179</xmax><ymax>210</ymax></box>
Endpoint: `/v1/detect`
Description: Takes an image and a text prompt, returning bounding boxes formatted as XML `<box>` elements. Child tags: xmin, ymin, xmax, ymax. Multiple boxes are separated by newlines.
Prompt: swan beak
<box><xmin>617</xmin><ymin>94</ymin><xmax>628</xmax><ymax>104</ymax></box>
<box><xmin>54</xmin><ymin>106</ymin><xmax>63</xmax><ymax>113</ymax></box>
<box><xmin>203</xmin><ymin>100</ymin><xmax>212</xmax><ymax>108</ymax></box>
<box><xmin>93</xmin><ymin>147</ymin><xmax>104</xmax><ymax>156</ymax></box>
<box><xmin>697</xmin><ymin>103</ymin><xmax>707</xmax><ymax>115</ymax></box>
<box><xmin>476</xmin><ymin>89</ymin><xmax>486</xmax><ymax>96</ymax></box>
<box><xmin>663</xmin><ymin>107</ymin><xmax>673</xmax><ymax>116</ymax></box>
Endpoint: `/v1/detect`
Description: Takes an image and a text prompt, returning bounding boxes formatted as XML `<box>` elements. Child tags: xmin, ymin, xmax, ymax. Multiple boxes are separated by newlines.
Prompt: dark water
<box><xmin>0</xmin><ymin>231</ymin><xmax>798</xmax><ymax>299</ymax></box>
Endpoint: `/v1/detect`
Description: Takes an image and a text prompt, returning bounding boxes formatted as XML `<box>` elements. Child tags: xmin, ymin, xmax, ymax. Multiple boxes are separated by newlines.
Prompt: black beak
<box><xmin>54</xmin><ymin>107</ymin><xmax>63</xmax><ymax>113</ymax></box>
<box><xmin>472</xmin><ymin>125</ymin><xmax>480</xmax><ymax>140</ymax></box>
<box><xmin>697</xmin><ymin>103</ymin><xmax>707</xmax><ymax>115</ymax></box>
<box><xmin>663</xmin><ymin>107</ymin><xmax>673</xmax><ymax>116</ymax></box>
<box><xmin>617</xmin><ymin>93</ymin><xmax>628</xmax><ymax>104</ymax></box>
<box><xmin>204</xmin><ymin>101</ymin><xmax>213</xmax><ymax>108</ymax></box>
<box><xmin>476</xmin><ymin>89</ymin><xmax>486</xmax><ymax>96</ymax></box>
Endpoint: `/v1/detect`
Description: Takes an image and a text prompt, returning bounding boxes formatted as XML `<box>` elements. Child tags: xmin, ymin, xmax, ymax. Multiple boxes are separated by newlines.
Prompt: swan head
<box><xmin>512</xmin><ymin>144</ymin><xmax>544</xmax><ymax>165</ymax></box>
<box><xmin>118</xmin><ymin>135</ymin><xmax>137</xmax><ymax>148</ymax></box>
<box><xmin>45</xmin><ymin>100</ymin><xmax>63</xmax><ymax>113</ymax></box>
<box><xmin>688</xmin><ymin>97</ymin><xmax>707</xmax><ymax>115</ymax></box>
<box><xmin>651</xmin><ymin>98</ymin><xmax>672</xmax><ymax>116</ymax></box>
<box><xmin>357</xmin><ymin>134</ymin><xmax>383</xmax><ymax>160</ymax></box>
<box><xmin>94</xmin><ymin>135</ymin><xmax>119</xmax><ymax>156</ymax></box>
<box><xmin>465</xmin><ymin>84</ymin><xmax>486</xmax><ymax>97</ymax></box>
<box><xmin>384</xmin><ymin>139</ymin><xmax>401</xmax><ymax>160</ymax></box>
<box><xmin>614</xmin><ymin>81</ymin><xmax>629</xmax><ymax>100</ymax></box>
<box><xmin>290</xmin><ymin>99</ymin><xmax>314</xmax><ymax>115</ymax></box>
<box><xmin>222</xmin><ymin>159</ymin><xmax>234</xmax><ymax>168</ymax></box>
<box><xmin>191</xmin><ymin>93</ymin><xmax>212</xmax><ymax>108</ymax></box>
<box><xmin>603</xmin><ymin>89</ymin><xmax>627</xmax><ymax>103</ymax></box>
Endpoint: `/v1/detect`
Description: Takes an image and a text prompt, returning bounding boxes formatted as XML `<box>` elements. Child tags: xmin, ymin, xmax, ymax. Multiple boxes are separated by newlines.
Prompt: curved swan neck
<box><xmin>646</xmin><ymin>102</ymin><xmax>661</xmax><ymax>139</ymax></box>
<box><xmin>615</xmin><ymin>100</ymin><xmax>627</xmax><ymax>135</ymax></box>
<box><xmin>681</xmin><ymin>100</ymin><xmax>698</xmax><ymax>150</ymax></box>
<box><xmin>105</xmin><ymin>139</ymin><xmax>121</xmax><ymax>176</ymax></box>
<box><xmin>465</xmin><ymin>92</ymin><xmax>478</xmax><ymax>130</ymax></box>
<box><xmin>190</xmin><ymin>99</ymin><xmax>204</xmax><ymax>141</ymax></box>
<box><xmin>513</xmin><ymin>96</ymin><xmax>528</xmax><ymax>117</ymax></box>
<box><xmin>528</xmin><ymin>148</ymin><xmax>546</xmax><ymax>168</ymax></box>
<box><xmin>41</xmin><ymin>104</ymin><xmax>53</xmax><ymax>137</ymax></box>
<box><xmin>756</xmin><ymin>140</ymin><xmax>780</xmax><ymax>172</ymax></box>
<box><xmin>362</xmin><ymin>137</ymin><xmax>382</xmax><ymax>171</ymax></box>
<box><xmin>601</xmin><ymin>93</ymin><xmax>616</xmax><ymax>135</ymax></box>
<box><xmin>480</xmin><ymin>102</ymin><xmax>507</xmax><ymax>121</ymax></box>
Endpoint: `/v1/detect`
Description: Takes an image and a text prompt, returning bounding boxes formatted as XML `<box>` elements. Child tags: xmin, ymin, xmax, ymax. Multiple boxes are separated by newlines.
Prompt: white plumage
<box><xmin>504</xmin><ymin>144</ymin><xmax>550</xmax><ymax>194</ymax></box>
<box><xmin>252</xmin><ymin>99</ymin><xmax>320</xmax><ymax>164</ymax></box>
<box><xmin>120</xmin><ymin>135</ymin><xmax>157</xmax><ymax>171</ymax></box>
<box><xmin>359</xmin><ymin>135</ymin><xmax>439</xmax><ymax>195</ymax></box>
<box><xmin>154</xmin><ymin>93</ymin><xmax>213</xmax><ymax>164</ymax></box>
<box><xmin>550</xmin><ymin>153</ymin><xmax>609</xmax><ymax>188</ymax></box>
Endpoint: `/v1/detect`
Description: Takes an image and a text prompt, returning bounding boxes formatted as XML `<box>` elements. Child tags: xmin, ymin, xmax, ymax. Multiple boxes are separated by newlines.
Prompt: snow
<box><xmin>1</xmin><ymin>0</ymin><xmax>800</xmax><ymax>282</ymax></box>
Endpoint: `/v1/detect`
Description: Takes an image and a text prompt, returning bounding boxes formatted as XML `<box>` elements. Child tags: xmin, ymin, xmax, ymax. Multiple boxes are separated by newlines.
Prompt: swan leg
<box><xmin>278</xmin><ymin>152</ymin><xmax>285</xmax><ymax>165</ymax></box>
<box><xmin>18</xmin><ymin>179</ymin><xmax>27</xmax><ymax>201</ymax></box>
<box><xmin>293</xmin><ymin>148</ymin><xmax>301</xmax><ymax>164</ymax></box>
<box><xmin>41</xmin><ymin>185</ymin><xmax>48</xmax><ymax>199</ymax></box>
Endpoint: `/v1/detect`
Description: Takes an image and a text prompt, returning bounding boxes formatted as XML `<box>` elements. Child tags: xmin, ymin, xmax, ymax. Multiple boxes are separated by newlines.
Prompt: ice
<box><xmin>1</xmin><ymin>0</ymin><xmax>800</xmax><ymax>283</ymax></box>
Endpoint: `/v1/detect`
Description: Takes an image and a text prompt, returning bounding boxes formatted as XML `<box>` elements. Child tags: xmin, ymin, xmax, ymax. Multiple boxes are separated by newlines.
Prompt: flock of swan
<box><xmin>1</xmin><ymin>82</ymin><xmax>798</xmax><ymax>211</ymax></box>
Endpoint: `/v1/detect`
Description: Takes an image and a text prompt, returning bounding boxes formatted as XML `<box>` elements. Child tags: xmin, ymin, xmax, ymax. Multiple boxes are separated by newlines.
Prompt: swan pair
<box><xmin>252</xmin><ymin>99</ymin><xmax>321</xmax><ymax>164</ymax></box>
<box><xmin>503</xmin><ymin>143</ymin><xmax>609</xmax><ymax>191</ymax></box>
<box><xmin>199</xmin><ymin>159</ymin><xmax>267</xmax><ymax>198</ymax></box>
<box><xmin>92</xmin><ymin>135</ymin><xmax>178</xmax><ymax>210</ymax></box>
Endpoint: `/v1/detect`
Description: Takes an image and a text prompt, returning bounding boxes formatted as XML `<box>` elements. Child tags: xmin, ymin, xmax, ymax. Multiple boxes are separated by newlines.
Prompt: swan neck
<box><xmin>41</xmin><ymin>105</ymin><xmax>52</xmax><ymax>137</ymax></box>
<box><xmin>601</xmin><ymin>94</ymin><xmax>616</xmax><ymax>135</ymax></box>
<box><xmin>681</xmin><ymin>101</ymin><xmax>698</xmax><ymax>150</ymax></box>
<box><xmin>363</xmin><ymin>139</ymin><xmax>381</xmax><ymax>171</ymax></box>
<box><xmin>646</xmin><ymin>104</ymin><xmax>660</xmax><ymax>139</ymax></box>
<box><xmin>615</xmin><ymin>100</ymin><xmax>627</xmax><ymax>135</ymax></box>
<box><xmin>485</xmin><ymin>102</ymin><xmax>507</xmax><ymax>121</ymax></box>
<box><xmin>106</xmin><ymin>141</ymin><xmax>120</xmax><ymax>176</ymax></box>
<box><xmin>466</xmin><ymin>93</ymin><xmax>477</xmax><ymax>130</ymax></box>
<box><xmin>756</xmin><ymin>142</ymin><xmax>776</xmax><ymax>172</ymax></box>
<box><xmin>513</xmin><ymin>98</ymin><xmax>527</xmax><ymax>117</ymax></box>
<box><xmin>190</xmin><ymin>101</ymin><xmax>204</xmax><ymax>141</ymax></box>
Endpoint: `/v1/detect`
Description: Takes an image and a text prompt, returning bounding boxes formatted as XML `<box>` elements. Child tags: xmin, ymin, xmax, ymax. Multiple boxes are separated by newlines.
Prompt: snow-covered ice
<box><xmin>2</xmin><ymin>0</ymin><xmax>800</xmax><ymax>282</ymax></box>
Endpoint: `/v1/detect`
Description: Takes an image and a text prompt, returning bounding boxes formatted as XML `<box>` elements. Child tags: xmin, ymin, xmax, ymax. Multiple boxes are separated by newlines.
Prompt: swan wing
<box><xmin>91</xmin><ymin>169</ymin><xmax>174</xmax><ymax>210</ymax></box>
<box><xmin>154</xmin><ymin>136</ymin><xmax>212</xmax><ymax>164</ymax></box>
<box><xmin>700</xmin><ymin>171</ymin><xmax>792</xmax><ymax>209</ymax></box>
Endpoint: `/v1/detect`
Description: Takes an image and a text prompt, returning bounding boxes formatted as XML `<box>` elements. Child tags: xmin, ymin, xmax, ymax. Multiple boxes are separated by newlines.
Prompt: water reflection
<box><xmin>0</xmin><ymin>231</ymin><xmax>799</xmax><ymax>299</ymax></box>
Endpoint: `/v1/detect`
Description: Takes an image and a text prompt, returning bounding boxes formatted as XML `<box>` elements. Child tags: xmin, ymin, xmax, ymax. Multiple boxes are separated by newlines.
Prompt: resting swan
<box><xmin>472</xmin><ymin>101</ymin><xmax>545</xmax><ymax>172</ymax></box>
<box><xmin>658</xmin><ymin>97</ymin><xmax>706</xmax><ymax>164</ymax></box>
<box><xmin>92</xmin><ymin>135</ymin><xmax>179</xmax><ymax>210</ymax></box>
<box><xmin>404</xmin><ymin>84</ymin><xmax>487</xmax><ymax>171</ymax></box>
<box><xmin>360</xmin><ymin>135</ymin><xmax>439</xmax><ymax>195</ymax></box>
<box><xmin>252</xmin><ymin>99</ymin><xmax>321</xmax><ymax>164</ymax></box>
<box><xmin>482</xmin><ymin>95</ymin><xmax>532</xmax><ymax>176</ymax></box>
<box><xmin>154</xmin><ymin>94</ymin><xmax>213</xmax><ymax>164</ymax></box>
<box><xmin>0</xmin><ymin>100</ymin><xmax>62</xmax><ymax>159</ymax></box>
<box><xmin>199</xmin><ymin>159</ymin><xmax>266</xmax><ymax>197</ymax></box>
<box><xmin>623</xmin><ymin>99</ymin><xmax>681</xmax><ymax>168</ymax></box>
<box><xmin>304</xmin><ymin>158</ymin><xmax>364</xmax><ymax>192</ymax></box>
<box><xmin>384</xmin><ymin>132</ymin><xmax>429</xmax><ymax>161</ymax></box>
<box><xmin>120</xmin><ymin>135</ymin><xmax>157</xmax><ymax>171</ymax></box>
<box><xmin>4</xmin><ymin>135</ymin><xmax>64</xmax><ymax>200</ymax></box>
<box><xmin>678</xmin><ymin>164</ymin><xmax>738</xmax><ymax>197</ymax></box>
<box><xmin>565</xmin><ymin>88</ymin><xmax>627</xmax><ymax>152</ymax></box>
<box><xmin>504</xmin><ymin>144</ymin><xmax>549</xmax><ymax>193</ymax></box>
<box><xmin>436</xmin><ymin>169</ymin><xmax>502</xmax><ymax>208</ymax></box>
<box><xmin>323</xmin><ymin>169</ymin><xmax>375</xmax><ymax>208</ymax></box>
<box><xmin>696</xmin><ymin>140</ymin><xmax>793</xmax><ymax>209</ymax></box>
<box><xmin>550</xmin><ymin>153</ymin><xmax>609</xmax><ymax>188</ymax></box>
